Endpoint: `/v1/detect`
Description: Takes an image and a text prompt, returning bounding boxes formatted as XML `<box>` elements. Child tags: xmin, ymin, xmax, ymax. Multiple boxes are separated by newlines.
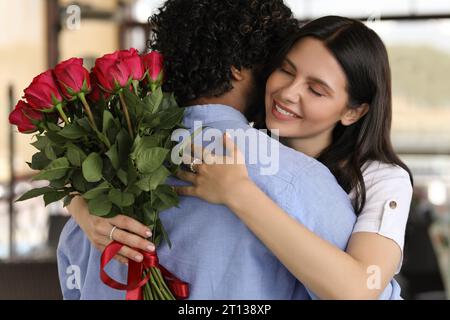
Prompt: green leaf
<box><xmin>44</xmin><ymin>144</ymin><xmax>57</xmax><ymax>160</ymax></box>
<box><xmin>154</xmin><ymin>185</ymin><xmax>179</xmax><ymax>211</ymax></box>
<box><xmin>58</xmin><ymin>123</ymin><xmax>86</xmax><ymax>139</ymax></box>
<box><xmin>108</xmin><ymin>189</ymin><xmax>135</xmax><ymax>208</ymax></box>
<box><xmin>102</xmin><ymin>110</ymin><xmax>118</xmax><ymax>133</ymax></box>
<box><xmin>49</xmin><ymin>173</ymin><xmax>71</xmax><ymax>188</ymax></box>
<box><xmin>82</xmin><ymin>181</ymin><xmax>111</xmax><ymax>200</ymax></box>
<box><xmin>141</xmin><ymin>112</ymin><xmax>161</xmax><ymax>130</ymax></box>
<box><xmin>105</xmin><ymin>144</ymin><xmax>119</xmax><ymax>170</ymax></box>
<box><xmin>127</xmin><ymin>185</ymin><xmax>142</xmax><ymax>198</ymax></box>
<box><xmin>135</xmin><ymin>147</ymin><xmax>169</xmax><ymax>174</ymax></box>
<box><xmin>131</xmin><ymin>135</ymin><xmax>165</xmax><ymax>160</ymax></box>
<box><xmin>31</xmin><ymin>136</ymin><xmax>49</xmax><ymax>151</ymax></box>
<box><xmin>44</xmin><ymin>190</ymin><xmax>69</xmax><ymax>206</ymax></box>
<box><xmin>143</xmin><ymin>202</ymin><xmax>157</xmax><ymax>226</ymax></box>
<box><xmin>157</xmin><ymin>218</ymin><xmax>172</xmax><ymax>248</ymax></box>
<box><xmin>135</xmin><ymin>166</ymin><xmax>170</xmax><ymax>192</ymax></box>
<box><xmin>117</xmin><ymin>129</ymin><xmax>132</xmax><ymax>166</ymax></box>
<box><xmin>158</xmin><ymin>92</ymin><xmax>179</xmax><ymax>112</ymax></box>
<box><xmin>95</xmin><ymin>130</ymin><xmax>112</xmax><ymax>149</ymax></box>
<box><xmin>71</xmin><ymin>170</ymin><xmax>87</xmax><ymax>193</ymax></box>
<box><xmin>63</xmin><ymin>195</ymin><xmax>74</xmax><ymax>208</ymax></box>
<box><xmin>47</xmin><ymin>122</ymin><xmax>61</xmax><ymax>132</ymax></box>
<box><xmin>149</xmin><ymin>166</ymin><xmax>171</xmax><ymax>190</ymax></box>
<box><xmin>117</xmin><ymin>169</ymin><xmax>128</xmax><ymax>185</ymax></box>
<box><xmin>82</xmin><ymin>153</ymin><xmax>103</xmax><ymax>182</ymax></box>
<box><xmin>122</xmin><ymin>88</ymin><xmax>145</xmax><ymax>118</ymax></box>
<box><xmin>135</xmin><ymin>175</ymin><xmax>151</xmax><ymax>192</ymax></box>
<box><xmin>88</xmin><ymin>195</ymin><xmax>112</xmax><ymax>217</ymax></box>
<box><xmin>33</xmin><ymin>158</ymin><xmax>71</xmax><ymax>181</ymax></box>
<box><xmin>29</xmin><ymin>152</ymin><xmax>51</xmax><ymax>170</ymax></box>
<box><xmin>158</xmin><ymin>108</ymin><xmax>185</xmax><ymax>129</ymax></box>
<box><xmin>76</xmin><ymin>117</ymin><xmax>93</xmax><ymax>132</ymax></box>
<box><xmin>16</xmin><ymin>187</ymin><xmax>54</xmax><ymax>202</ymax></box>
<box><xmin>66</xmin><ymin>144</ymin><xmax>87</xmax><ymax>167</ymax></box>
<box><xmin>102</xmin><ymin>110</ymin><xmax>120</xmax><ymax>144</ymax></box>
<box><xmin>145</xmin><ymin>87</ymin><xmax>163</xmax><ymax>113</ymax></box>
<box><xmin>127</xmin><ymin>158</ymin><xmax>139</xmax><ymax>185</ymax></box>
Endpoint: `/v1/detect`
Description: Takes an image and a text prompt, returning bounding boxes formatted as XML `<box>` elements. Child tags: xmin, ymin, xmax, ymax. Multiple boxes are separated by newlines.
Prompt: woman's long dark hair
<box><xmin>260</xmin><ymin>16</ymin><xmax>413</xmax><ymax>215</ymax></box>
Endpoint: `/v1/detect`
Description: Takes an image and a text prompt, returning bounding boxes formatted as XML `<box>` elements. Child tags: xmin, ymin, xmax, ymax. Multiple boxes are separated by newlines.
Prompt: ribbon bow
<box><xmin>100</xmin><ymin>241</ymin><xmax>189</xmax><ymax>300</ymax></box>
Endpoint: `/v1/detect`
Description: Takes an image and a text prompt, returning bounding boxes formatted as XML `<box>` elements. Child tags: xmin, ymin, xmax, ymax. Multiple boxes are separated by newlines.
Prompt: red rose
<box><xmin>142</xmin><ymin>51</ymin><xmax>164</xmax><ymax>82</ymax></box>
<box><xmin>93</xmin><ymin>48</ymin><xmax>144</xmax><ymax>93</ymax></box>
<box><xmin>88</xmin><ymin>71</ymin><xmax>110</xmax><ymax>103</ymax></box>
<box><xmin>23</xmin><ymin>70</ymin><xmax>63</xmax><ymax>111</ymax></box>
<box><xmin>54</xmin><ymin>58</ymin><xmax>91</xmax><ymax>100</ymax></box>
<box><xmin>9</xmin><ymin>100</ymin><xmax>43</xmax><ymax>133</ymax></box>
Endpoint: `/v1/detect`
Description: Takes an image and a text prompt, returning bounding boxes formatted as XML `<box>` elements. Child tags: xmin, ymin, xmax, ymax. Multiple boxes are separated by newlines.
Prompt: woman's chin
<box><xmin>265</xmin><ymin>118</ymin><xmax>295</xmax><ymax>137</ymax></box>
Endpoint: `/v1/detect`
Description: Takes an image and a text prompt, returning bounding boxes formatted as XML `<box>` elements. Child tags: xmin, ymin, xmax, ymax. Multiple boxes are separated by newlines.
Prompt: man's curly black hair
<box><xmin>148</xmin><ymin>0</ymin><xmax>299</xmax><ymax>107</ymax></box>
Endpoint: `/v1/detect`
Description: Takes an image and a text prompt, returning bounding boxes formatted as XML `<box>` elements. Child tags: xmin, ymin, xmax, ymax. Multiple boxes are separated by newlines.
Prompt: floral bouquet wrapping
<box><xmin>9</xmin><ymin>48</ymin><xmax>189</xmax><ymax>300</ymax></box>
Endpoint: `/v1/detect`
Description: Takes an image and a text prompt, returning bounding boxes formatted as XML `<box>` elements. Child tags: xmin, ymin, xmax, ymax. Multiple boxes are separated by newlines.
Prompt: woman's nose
<box><xmin>279</xmin><ymin>82</ymin><xmax>302</xmax><ymax>105</ymax></box>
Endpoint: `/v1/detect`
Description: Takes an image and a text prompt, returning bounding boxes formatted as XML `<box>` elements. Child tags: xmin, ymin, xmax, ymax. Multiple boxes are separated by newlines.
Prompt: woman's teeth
<box><xmin>275</xmin><ymin>104</ymin><xmax>297</xmax><ymax>117</ymax></box>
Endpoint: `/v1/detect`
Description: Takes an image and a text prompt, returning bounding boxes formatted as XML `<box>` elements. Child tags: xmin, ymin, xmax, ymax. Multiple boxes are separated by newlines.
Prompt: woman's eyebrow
<box><xmin>284</xmin><ymin>57</ymin><xmax>297</xmax><ymax>70</ymax></box>
<box><xmin>284</xmin><ymin>57</ymin><xmax>335</xmax><ymax>94</ymax></box>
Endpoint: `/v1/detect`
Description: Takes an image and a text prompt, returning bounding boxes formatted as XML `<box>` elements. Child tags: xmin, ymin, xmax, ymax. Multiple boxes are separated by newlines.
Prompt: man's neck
<box><xmin>187</xmin><ymin>93</ymin><xmax>247</xmax><ymax>115</ymax></box>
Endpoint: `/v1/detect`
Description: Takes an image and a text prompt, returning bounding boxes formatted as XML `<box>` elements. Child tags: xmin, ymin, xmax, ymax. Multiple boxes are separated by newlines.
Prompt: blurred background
<box><xmin>0</xmin><ymin>0</ymin><xmax>449</xmax><ymax>300</ymax></box>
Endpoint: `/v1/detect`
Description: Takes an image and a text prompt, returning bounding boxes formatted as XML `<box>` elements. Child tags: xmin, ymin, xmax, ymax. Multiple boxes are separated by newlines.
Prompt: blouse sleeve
<box><xmin>351</xmin><ymin>162</ymin><xmax>413</xmax><ymax>272</ymax></box>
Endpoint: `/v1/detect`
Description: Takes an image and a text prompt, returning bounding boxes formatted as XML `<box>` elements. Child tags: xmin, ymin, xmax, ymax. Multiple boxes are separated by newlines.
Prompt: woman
<box><xmin>176</xmin><ymin>16</ymin><xmax>413</xmax><ymax>299</ymax></box>
<box><xmin>67</xmin><ymin>16</ymin><xmax>413</xmax><ymax>299</ymax></box>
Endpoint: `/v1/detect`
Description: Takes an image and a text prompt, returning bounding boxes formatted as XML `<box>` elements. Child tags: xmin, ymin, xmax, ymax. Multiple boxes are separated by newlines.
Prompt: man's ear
<box><xmin>341</xmin><ymin>103</ymin><xmax>369</xmax><ymax>126</ymax></box>
<box><xmin>231</xmin><ymin>66</ymin><xmax>244</xmax><ymax>81</ymax></box>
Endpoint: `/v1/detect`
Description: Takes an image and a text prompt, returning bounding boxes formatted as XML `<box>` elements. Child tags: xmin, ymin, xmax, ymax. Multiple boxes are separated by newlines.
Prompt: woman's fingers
<box><xmin>114</xmin><ymin>255</ymin><xmax>129</xmax><ymax>265</ymax></box>
<box><xmin>89</xmin><ymin>217</ymin><xmax>154</xmax><ymax>265</ymax></box>
<box><xmin>109</xmin><ymin>214</ymin><xmax>152</xmax><ymax>239</ymax></box>
<box><xmin>95</xmin><ymin>237</ymin><xmax>142</xmax><ymax>265</ymax></box>
<box><xmin>111</xmin><ymin>227</ymin><xmax>155</xmax><ymax>253</ymax></box>
<box><xmin>173</xmin><ymin>186</ymin><xmax>197</xmax><ymax>197</ymax></box>
<box><xmin>117</xmin><ymin>245</ymin><xmax>146</xmax><ymax>263</ymax></box>
<box><xmin>175</xmin><ymin>169</ymin><xmax>197</xmax><ymax>184</ymax></box>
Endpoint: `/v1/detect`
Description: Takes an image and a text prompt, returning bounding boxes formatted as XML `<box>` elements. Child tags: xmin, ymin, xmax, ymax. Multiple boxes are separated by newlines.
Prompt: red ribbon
<box><xmin>100</xmin><ymin>241</ymin><xmax>189</xmax><ymax>300</ymax></box>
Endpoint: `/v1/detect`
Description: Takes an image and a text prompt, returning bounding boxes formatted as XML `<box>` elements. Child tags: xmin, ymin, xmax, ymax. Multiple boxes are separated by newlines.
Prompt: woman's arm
<box><xmin>66</xmin><ymin>195</ymin><xmax>156</xmax><ymax>264</ymax></box>
<box><xmin>175</xmin><ymin>134</ymin><xmax>402</xmax><ymax>299</ymax></box>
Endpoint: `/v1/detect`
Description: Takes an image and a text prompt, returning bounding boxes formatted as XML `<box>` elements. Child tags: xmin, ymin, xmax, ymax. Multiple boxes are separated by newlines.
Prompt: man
<box><xmin>57</xmin><ymin>0</ymin><xmax>383</xmax><ymax>299</ymax></box>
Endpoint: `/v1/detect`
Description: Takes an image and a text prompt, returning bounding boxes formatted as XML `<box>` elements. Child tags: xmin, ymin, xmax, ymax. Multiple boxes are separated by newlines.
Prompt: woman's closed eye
<box><xmin>308</xmin><ymin>86</ymin><xmax>325</xmax><ymax>97</ymax></box>
<box><xmin>279</xmin><ymin>67</ymin><xmax>295</xmax><ymax>77</ymax></box>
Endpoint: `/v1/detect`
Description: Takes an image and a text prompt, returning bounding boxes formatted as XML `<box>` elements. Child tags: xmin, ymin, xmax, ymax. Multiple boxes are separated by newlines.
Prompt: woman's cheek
<box><xmin>305</xmin><ymin>100</ymin><xmax>336</xmax><ymax>123</ymax></box>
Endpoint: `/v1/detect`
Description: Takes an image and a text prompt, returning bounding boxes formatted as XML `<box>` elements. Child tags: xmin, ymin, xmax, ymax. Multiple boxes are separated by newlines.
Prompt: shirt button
<box><xmin>389</xmin><ymin>201</ymin><xmax>397</xmax><ymax>210</ymax></box>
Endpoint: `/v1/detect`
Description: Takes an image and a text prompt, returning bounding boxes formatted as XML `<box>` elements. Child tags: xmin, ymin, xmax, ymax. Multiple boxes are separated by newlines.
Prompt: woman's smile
<box><xmin>271</xmin><ymin>99</ymin><xmax>302</xmax><ymax>121</ymax></box>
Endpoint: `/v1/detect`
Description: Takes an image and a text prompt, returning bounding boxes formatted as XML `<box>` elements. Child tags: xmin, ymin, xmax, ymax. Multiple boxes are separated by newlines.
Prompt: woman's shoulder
<box><xmin>361</xmin><ymin>160</ymin><xmax>412</xmax><ymax>193</ymax></box>
<box><xmin>359</xmin><ymin>160</ymin><xmax>413</xmax><ymax>208</ymax></box>
<box><xmin>361</xmin><ymin>160</ymin><xmax>411</xmax><ymax>184</ymax></box>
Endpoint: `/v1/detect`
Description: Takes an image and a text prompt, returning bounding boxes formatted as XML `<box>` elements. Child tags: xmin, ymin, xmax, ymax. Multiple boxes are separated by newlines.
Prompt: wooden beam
<box><xmin>8</xmin><ymin>85</ymin><xmax>15</xmax><ymax>259</ymax></box>
<box><xmin>46</xmin><ymin>0</ymin><xmax>60</xmax><ymax>68</ymax></box>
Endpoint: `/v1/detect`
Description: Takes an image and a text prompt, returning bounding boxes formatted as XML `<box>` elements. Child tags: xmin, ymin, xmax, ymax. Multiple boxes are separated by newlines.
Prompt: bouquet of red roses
<box><xmin>9</xmin><ymin>48</ymin><xmax>189</xmax><ymax>300</ymax></box>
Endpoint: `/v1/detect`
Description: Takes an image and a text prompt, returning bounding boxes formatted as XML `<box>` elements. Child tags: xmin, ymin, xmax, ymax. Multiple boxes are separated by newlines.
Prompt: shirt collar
<box><xmin>183</xmin><ymin>104</ymin><xmax>249</xmax><ymax>127</ymax></box>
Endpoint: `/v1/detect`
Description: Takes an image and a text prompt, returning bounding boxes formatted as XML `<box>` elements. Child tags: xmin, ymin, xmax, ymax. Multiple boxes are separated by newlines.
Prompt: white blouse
<box><xmin>349</xmin><ymin>160</ymin><xmax>413</xmax><ymax>273</ymax></box>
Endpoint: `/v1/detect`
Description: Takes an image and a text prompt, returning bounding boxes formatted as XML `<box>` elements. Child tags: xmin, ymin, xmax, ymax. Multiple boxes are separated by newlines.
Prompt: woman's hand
<box><xmin>66</xmin><ymin>196</ymin><xmax>155</xmax><ymax>265</ymax></box>
<box><xmin>174</xmin><ymin>133</ymin><xmax>253</xmax><ymax>206</ymax></box>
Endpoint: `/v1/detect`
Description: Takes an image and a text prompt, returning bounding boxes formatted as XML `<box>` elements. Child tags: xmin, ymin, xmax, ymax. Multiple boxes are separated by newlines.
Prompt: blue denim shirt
<box><xmin>57</xmin><ymin>104</ymin><xmax>402</xmax><ymax>299</ymax></box>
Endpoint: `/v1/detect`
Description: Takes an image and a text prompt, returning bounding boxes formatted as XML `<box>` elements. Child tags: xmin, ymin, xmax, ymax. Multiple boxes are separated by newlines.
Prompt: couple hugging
<box><xmin>58</xmin><ymin>0</ymin><xmax>413</xmax><ymax>300</ymax></box>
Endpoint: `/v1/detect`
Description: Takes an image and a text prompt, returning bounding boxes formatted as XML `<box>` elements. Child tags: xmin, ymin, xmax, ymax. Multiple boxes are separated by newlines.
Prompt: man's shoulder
<box><xmin>243</xmin><ymin>129</ymin><xmax>335</xmax><ymax>184</ymax></box>
<box><xmin>201</xmin><ymin>120</ymin><xmax>340</xmax><ymax>191</ymax></box>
